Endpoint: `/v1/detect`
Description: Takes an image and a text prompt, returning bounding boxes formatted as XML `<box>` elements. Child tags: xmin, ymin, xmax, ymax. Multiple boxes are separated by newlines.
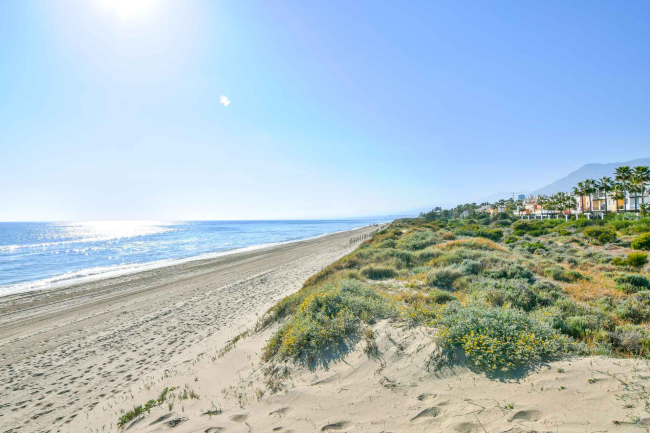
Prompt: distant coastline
<box><xmin>0</xmin><ymin>219</ymin><xmax>391</xmax><ymax>297</ymax></box>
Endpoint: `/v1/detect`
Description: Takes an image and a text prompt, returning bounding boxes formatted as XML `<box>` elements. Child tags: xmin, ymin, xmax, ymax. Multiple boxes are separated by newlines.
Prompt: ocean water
<box><xmin>0</xmin><ymin>219</ymin><xmax>391</xmax><ymax>296</ymax></box>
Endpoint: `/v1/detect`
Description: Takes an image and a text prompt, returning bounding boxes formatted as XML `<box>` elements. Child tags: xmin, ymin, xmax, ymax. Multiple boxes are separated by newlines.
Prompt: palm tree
<box><xmin>633</xmin><ymin>166</ymin><xmax>650</xmax><ymax>208</ymax></box>
<box><xmin>575</xmin><ymin>181</ymin><xmax>586</xmax><ymax>214</ymax></box>
<box><xmin>515</xmin><ymin>199</ymin><xmax>525</xmax><ymax>216</ymax></box>
<box><xmin>584</xmin><ymin>179</ymin><xmax>596</xmax><ymax>212</ymax></box>
<box><xmin>549</xmin><ymin>193</ymin><xmax>562</xmax><ymax>218</ymax></box>
<box><xmin>629</xmin><ymin>183</ymin><xmax>643</xmax><ymax>211</ymax></box>
<box><xmin>553</xmin><ymin>192</ymin><xmax>570</xmax><ymax>219</ymax></box>
<box><xmin>596</xmin><ymin>176</ymin><xmax>613</xmax><ymax>214</ymax></box>
<box><xmin>615</xmin><ymin>166</ymin><xmax>632</xmax><ymax>212</ymax></box>
<box><xmin>567</xmin><ymin>194</ymin><xmax>578</xmax><ymax>216</ymax></box>
<box><xmin>612</xmin><ymin>183</ymin><xmax>626</xmax><ymax>213</ymax></box>
<box><xmin>537</xmin><ymin>195</ymin><xmax>549</xmax><ymax>218</ymax></box>
<box><xmin>641</xmin><ymin>203</ymin><xmax>649</xmax><ymax>217</ymax></box>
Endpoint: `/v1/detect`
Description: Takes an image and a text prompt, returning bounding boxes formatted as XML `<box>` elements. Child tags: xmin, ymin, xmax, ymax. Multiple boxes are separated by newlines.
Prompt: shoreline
<box><xmin>0</xmin><ymin>223</ymin><xmax>384</xmax><ymax>432</ymax></box>
<box><xmin>0</xmin><ymin>222</ymin><xmax>383</xmax><ymax>298</ymax></box>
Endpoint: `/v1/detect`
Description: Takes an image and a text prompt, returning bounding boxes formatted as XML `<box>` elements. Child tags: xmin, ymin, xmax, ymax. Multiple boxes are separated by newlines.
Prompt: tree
<box><xmin>596</xmin><ymin>176</ymin><xmax>613</xmax><ymax>214</ymax></box>
<box><xmin>633</xmin><ymin>166</ymin><xmax>650</xmax><ymax>209</ymax></box>
<box><xmin>515</xmin><ymin>199</ymin><xmax>525</xmax><ymax>215</ymax></box>
<box><xmin>629</xmin><ymin>183</ymin><xmax>643</xmax><ymax>211</ymax></box>
<box><xmin>537</xmin><ymin>195</ymin><xmax>549</xmax><ymax>218</ymax></box>
<box><xmin>615</xmin><ymin>166</ymin><xmax>632</xmax><ymax>212</ymax></box>
<box><xmin>572</xmin><ymin>184</ymin><xmax>584</xmax><ymax>215</ymax></box>
<box><xmin>574</xmin><ymin>181</ymin><xmax>586</xmax><ymax>214</ymax></box>
<box><xmin>548</xmin><ymin>193</ymin><xmax>562</xmax><ymax>218</ymax></box>
<box><xmin>612</xmin><ymin>183</ymin><xmax>626</xmax><ymax>213</ymax></box>
<box><xmin>584</xmin><ymin>179</ymin><xmax>596</xmax><ymax>212</ymax></box>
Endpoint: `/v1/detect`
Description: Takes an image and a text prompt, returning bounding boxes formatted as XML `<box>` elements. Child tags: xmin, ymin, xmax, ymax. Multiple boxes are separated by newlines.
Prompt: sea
<box><xmin>0</xmin><ymin>219</ymin><xmax>393</xmax><ymax>296</ymax></box>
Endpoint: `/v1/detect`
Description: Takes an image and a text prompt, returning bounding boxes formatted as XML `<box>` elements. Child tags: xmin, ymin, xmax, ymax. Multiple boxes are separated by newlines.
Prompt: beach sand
<box><xmin>2</xmin><ymin>223</ymin><xmax>648</xmax><ymax>433</ymax></box>
<box><xmin>76</xmin><ymin>323</ymin><xmax>649</xmax><ymax>433</ymax></box>
<box><xmin>0</xmin><ymin>225</ymin><xmax>381</xmax><ymax>432</ymax></box>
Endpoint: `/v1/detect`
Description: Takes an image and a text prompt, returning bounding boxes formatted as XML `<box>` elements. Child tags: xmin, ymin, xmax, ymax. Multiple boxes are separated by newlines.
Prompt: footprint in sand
<box><xmin>508</xmin><ymin>409</ymin><xmax>544</xmax><ymax>422</ymax></box>
<box><xmin>269</xmin><ymin>407</ymin><xmax>290</xmax><ymax>417</ymax></box>
<box><xmin>149</xmin><ymin>413</ymin><xmax>173</xmax><ymax>425</ymax></box>
<box><xmin>228</xmin><ymin>413</ymin><xmax>248</xmax><ymax>423</ymax></box>
<box><xmin>416</xmin><ymin>392</ymin><xmax>437</xmax><ymax>401</ymax></box>
<box><xmin>447</xmin><ymin>421</ymin><xmax>478</xmax><ymax>432</ymax></box>
<box><xmin>166</xmin><ymin>417</ymin><xmax>187</xmax><ymax>427</ymax></box>
<box><xmin>410</xmin><ymin>406</ymin><xmax>441</xmax><ymax>422</ymax></box>
<box><xmin>321</xmin><ymin>421</ymin><xmax>350</xmax><ymax>431</ymax></box>
<box><xmin>204</xmin><ymin>428</ymin><xmax>226</xmax><ymax>433</ymax></box>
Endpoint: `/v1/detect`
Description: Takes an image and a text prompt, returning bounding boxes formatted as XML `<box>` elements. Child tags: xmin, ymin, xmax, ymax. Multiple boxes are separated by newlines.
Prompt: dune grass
<box><xmin>117</xmin><ymin>386</ymin><xmax>177</xmax><ymax>428</ymax></box>
<box><xmin>259</xmin><ymin>213</ymin><xmax>650</xmax><ymax>373</ymax></box>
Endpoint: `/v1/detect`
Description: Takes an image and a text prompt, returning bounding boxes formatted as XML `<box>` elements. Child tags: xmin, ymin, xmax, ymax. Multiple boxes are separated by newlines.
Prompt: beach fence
<box><xmin>349</xmin><ymin>227</ymin><xmax>381</xmax><ymax>245</ymax></box>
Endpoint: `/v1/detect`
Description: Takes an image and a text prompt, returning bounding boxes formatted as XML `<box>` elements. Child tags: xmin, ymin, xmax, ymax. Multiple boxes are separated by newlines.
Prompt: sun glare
<box><xmin>97</xmin><ymin>0</ymin><xmax>157</xmax><ymax>20</ymax></box>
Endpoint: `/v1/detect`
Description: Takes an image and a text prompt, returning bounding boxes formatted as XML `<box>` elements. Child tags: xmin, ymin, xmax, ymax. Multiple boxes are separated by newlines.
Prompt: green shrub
<box><xmin>262</xmin><ymin>280</ymin><xmax>398</xmax><ymax>362</ymax></box>
<box><xmin>459</xmin><ymin>259</ymin><xmax>483</xmax><ymax>275</ymax></box>
<box><xmin>512</xmin><ymin>220</ymin><xmax>548</xmax><ymax>237</ymax></box>
<box><xmin>454</xmin><ymin>224</ymin><xmax>503</xmax><ymax>241</ymax></box>
<box><xmin>479</xmin><ymin>279</ymin><xmax>544</xmax><ymax>311</ymax></box>
<box><xmin>531</xmin><ymin>280</ymin><xmax>564</xmax><ymax>300</ymax></box>
<box><xmin>543</xmin><ymin>266</ymin><xmax>584</xmax><ymax>282</ymax></box>
<box><xmin>608</xmin><ymin>324</ymin><xmax>650</xmax><ymax>356</ymax></box>
<box><xmin>426</xmin><ymin>267</ymin><xmax>462</xmax><ymax>288</ymax></box>
<box><xmin>379</xmin><ymin>239</ymin><xmax>397</xmax><ymax>248</ymax></box>
<box><xmin>627</xmin><ymin>252</ymin><xmax>648</xmax><ymax>268</ymax></box>
<box><xmin>583</xmin><ymin>227</ymin><xmax>616</xmax><ymax>244</ymax></box>
<box><xmin>562</xmin><ymin>315</ymin><xmax>605</xmax><ymax>338</ymax></box>
<box><xmin>504</xmin><ymin>235</ymin><xmax>518</xmax><ymax>244</ymax></box>
<box><xmin>608</xmin><ymin>220</ymin><xmax>634</xmax><ymax>230</ymax></box>
<box><xmin>397</xmin><ymin>231</ymin><xmax>439</xmax><ymax>251</ymax></box>
<box><xmin>360</xmin><ymin>265</ymin><xmax>396</xmax><ymax>280</ymax></box>
<box><xmin>436</xmin><ymin>304</ymin><xmax>575</xmax><ymax>371</ymax></box>
<box><xmin>414</xmin><ymin>249</ymin><xmax>440</xmax><ymax>263</ymax></box>
<box><xmin>486</xmin><ymin>263</ymin><xmax>533</xmax><ymax>280</ymax></box>
<box><xmin>566</xmin><ymin>218</ymin><xmax>598</xmax><ymax>228</ymax></box>
<box><xmin>521</xmin><ymin>242</ymin><xmax>546</xmax><ymax>253</ymax></box>
<box><xmin>392</xmin><ymin>250</ymin><xmax>413</xmax><ymax>267</ymax></box>
<box><xmin>630</xmin><ymin>219</ymin><xmax>650</xmax><ymax>234</ymax></box>
<box><xmin>429</xmin><ymin>289</ymin><xmax>456</xmax><ymax>304</ymax></box>
<box><xmin>615</xmin><ymin>293</ymin><xmax>650</xmax><ymax>324</ymax></box>
<box><xmin>479</xmin><ymin>228</ymin><xmax>504</xmax><ymax>241</ymax></box>
<box><xmin>614</xmin><ymin>274</ymin><xmax>650</xmax><ymax>289</ymax></box>
<box><xmin>411</xmin><ymin>266</ymin><xmax>431</xmax><ymax>274</ymax></box>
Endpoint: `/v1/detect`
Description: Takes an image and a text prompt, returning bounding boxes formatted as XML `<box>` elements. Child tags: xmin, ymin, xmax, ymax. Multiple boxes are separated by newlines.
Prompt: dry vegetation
<box><xmin>258</xmin><ymin>212</ymin><xmax>650</xmax><ymax>375</ymax></box>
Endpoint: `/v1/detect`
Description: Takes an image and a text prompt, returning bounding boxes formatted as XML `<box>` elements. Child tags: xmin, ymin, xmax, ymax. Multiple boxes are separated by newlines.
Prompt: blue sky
<box><xmin>1</xmin><ymin>0</ymin><xmax>649</xmax><ymax>221</ymax></box>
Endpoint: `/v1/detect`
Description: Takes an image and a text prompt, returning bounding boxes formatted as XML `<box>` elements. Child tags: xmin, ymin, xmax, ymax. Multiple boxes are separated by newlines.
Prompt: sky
<box><xmin>1</xmin><ymin>0</ymin><xmax>649</xmax><ymax>221</ymax></box>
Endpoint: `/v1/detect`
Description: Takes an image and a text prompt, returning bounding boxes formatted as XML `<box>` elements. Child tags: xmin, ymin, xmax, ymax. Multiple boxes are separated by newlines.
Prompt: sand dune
<box><xmin>69</xmin><ymin>320</ymin><xmax>649</xmax><ymax>433</ymax></box>
<box><xmin>0</xmin><ymin>225</ymin><xmax>381</xmax><ymax>432</ymax></box>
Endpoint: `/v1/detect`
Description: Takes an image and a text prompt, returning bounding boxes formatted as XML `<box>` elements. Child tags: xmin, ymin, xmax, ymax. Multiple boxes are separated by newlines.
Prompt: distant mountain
<box><xmin>530</xmin><ymin>157</ymin><xmax>650</xmax><ymax>196</ymax></box>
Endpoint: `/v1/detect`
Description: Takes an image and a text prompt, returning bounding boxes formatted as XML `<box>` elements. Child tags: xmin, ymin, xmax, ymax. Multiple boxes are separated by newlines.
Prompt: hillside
<box><xmin>531</xmin><ymin>157</ymin><xmax>650</xmax><ymax>196</ymax></box>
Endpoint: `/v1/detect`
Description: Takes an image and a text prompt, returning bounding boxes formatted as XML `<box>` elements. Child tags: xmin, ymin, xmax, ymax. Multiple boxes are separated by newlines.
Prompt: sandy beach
<box><xmin>0</xmin><ymin>225</ymin><xmax>381</xmax><ymax>432</ymax></box>
<box><xmin>3</xmin><ymin>222</ymin><xmax>649</xmax><ymax>433</ymax></box>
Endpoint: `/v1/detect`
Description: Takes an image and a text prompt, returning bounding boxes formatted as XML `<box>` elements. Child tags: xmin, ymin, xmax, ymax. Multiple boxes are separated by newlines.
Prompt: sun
<box><xmin>97</xmin><ymin>0</ymin><xmax>157</xmax><ymax>20</ymax></box>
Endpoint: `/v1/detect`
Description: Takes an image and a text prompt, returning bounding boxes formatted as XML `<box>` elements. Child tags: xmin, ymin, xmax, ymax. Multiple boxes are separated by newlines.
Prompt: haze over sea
<box><xmin>0</xmin><ymin>219</ymin><xmax>391</xmax><ymax>295</ymax></box>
